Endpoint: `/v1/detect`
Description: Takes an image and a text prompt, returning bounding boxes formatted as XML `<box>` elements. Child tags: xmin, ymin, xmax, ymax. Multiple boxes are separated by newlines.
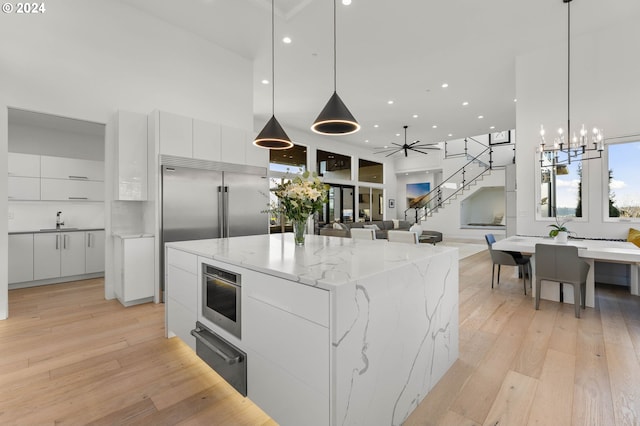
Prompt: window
<box><xmin>358</xmin><ymin>186</ymin><xmax>383</xmax><ymax>222</ymax></box>
<box><xmin>358</xmin><ymin>159</ymin><xmax>383</xmax><ymax>184</ymax></box>
<box><xmin>539</xmin><ymin>153</ymin><xmax>583</xmax><ymax>218</ymax></box>
<box><xmin>317</xmin><ymin>150</ymin><xmax>351</xmax><ymax>180</ymax></box>
<box><xmin>269</xmin><ymin>144</ymin><xmax>307</xmax><ymax>173</ymax></box>
<box><xmin>607</xmin><ymin>141</ymin><xmax>640</xmax><ymax>218</ymax></box>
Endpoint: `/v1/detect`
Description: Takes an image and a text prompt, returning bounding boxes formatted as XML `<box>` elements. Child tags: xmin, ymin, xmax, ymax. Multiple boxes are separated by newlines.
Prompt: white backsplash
<box><xmin>8</xmin><ymin>201</ymin><xmax>105</xmax><ymax>231</ymax></box>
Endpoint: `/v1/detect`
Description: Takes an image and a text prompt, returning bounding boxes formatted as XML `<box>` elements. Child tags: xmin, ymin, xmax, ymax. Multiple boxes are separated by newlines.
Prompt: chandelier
<box><xmin>538</xmin><ymin>0</ymin><xmax>603</xmax><ymax>167</ymax></box>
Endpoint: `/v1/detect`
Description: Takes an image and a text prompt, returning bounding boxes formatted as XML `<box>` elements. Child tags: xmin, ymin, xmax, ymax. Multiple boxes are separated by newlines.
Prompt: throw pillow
<box><xmin>628</xmin><ymin>228</ymin><xmax>640</xmax><ymax>248</ymax></box>
<box><xmin>333</xmin><ymin>222</ymin><xmax>342</xmax><ymax>229</ymax></box>
<box><xmin>363</xmin><ymin>224</ymin><xmax>380</xmax><ymax>231</ymax></box>
<box><xmin>392</xmin><ymin>219</ymin><xmax>400</xmax><ymax>229</ymax></box>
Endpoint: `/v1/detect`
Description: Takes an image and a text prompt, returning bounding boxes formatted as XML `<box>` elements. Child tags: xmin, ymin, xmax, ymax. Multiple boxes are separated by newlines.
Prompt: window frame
<box><xmin>602</xmin><ymin>137</ymin><xmax>640</xmax><ymax>223</ymax></box>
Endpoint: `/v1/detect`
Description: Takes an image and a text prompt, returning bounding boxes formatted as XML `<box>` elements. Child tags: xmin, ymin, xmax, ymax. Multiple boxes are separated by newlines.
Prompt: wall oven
<box><xmin>202</xmin><ymin>263</ymin><xmax>241</xmax><ymax>339</ymax></box>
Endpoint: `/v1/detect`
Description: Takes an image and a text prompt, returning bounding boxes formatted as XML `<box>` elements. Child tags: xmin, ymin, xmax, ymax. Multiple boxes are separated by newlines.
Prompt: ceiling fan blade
<box><xmin>410</xmin><ymin>145</ymin><xmax>440</xmax><ymax>150</ymax></box>
<box><xmin>385</xmin><ymin>148</ymin><xmax>402</xmax><ymax>157</ymax></box>
<box><xmin>408</xmin><ymin>147</ymin><xmax>432</xmax><ymax>155</ymax></box>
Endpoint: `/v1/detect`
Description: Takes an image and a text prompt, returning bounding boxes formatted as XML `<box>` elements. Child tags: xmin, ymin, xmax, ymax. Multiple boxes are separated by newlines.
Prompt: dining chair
<box><xmin>535</xmin><ymin>243</ymin><xmax>590</xmax><ymax>318</ymax></box>
<box><xmin>485</xmin><ymin>234</ymin><xmax>532</xmax><ymax>295</ymax></box>
<box><xmin>387</xmin><ymin>230</ymin><xmax>419</xmax><ymax>244</ymax></box>
<box><xmin>350</xmin><ymin>228</ymin><xmax>376</xmax><ymax>240</ymax></box>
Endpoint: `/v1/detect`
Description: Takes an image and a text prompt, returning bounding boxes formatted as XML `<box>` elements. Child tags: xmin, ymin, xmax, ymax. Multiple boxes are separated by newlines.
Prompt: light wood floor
<box><xmin>1</xmin><ymin>251</ymin><xmax>639</xmax><ymax>425</ymax></box>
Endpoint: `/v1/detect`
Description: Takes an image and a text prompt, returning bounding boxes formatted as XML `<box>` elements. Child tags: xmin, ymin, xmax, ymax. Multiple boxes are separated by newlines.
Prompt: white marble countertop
<box><xmin>166</xmin><ymin>233</ymin><xmax>457</xmax><ymax>291</ymax></box>
<box><xmin>9</xmin><ymin>227</ymin><xmax>105</xmax><ymax>235</ymax></box>
<box><xmin>112</xmin><ymin>232</ymin><xmax>154</xmax><ymax>239</ymax></box>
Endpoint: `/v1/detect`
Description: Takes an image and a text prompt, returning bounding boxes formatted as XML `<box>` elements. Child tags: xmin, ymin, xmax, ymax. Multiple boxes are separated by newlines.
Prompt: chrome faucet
<box><xmin>56</xmin><ymin>211</ymin><xmax>64</xmax><ymax>229</ymax></box>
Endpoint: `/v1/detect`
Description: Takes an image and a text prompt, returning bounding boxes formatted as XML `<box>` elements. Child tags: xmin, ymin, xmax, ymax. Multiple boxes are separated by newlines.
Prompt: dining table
<box><xmin>492</xmin><ymin>235</ymin><xmax>640</xmax><ymax>308</ymax></box>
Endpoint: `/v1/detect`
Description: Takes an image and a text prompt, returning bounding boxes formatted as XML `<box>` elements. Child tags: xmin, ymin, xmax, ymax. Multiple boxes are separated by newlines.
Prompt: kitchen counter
<box><xmin>9</xmin><ymin>227</ymin><xmax>105</xmax><ymax>235</ymax></box>
<box><xmin>165</xmin><ymin>233</ymin><xmax>459</xmax><ymax>426</ymax></box>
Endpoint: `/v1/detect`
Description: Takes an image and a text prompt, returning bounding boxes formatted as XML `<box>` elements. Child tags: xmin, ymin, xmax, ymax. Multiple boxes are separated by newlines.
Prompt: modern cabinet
<box><xmin>40</xmin><ymin>179</ymin><xmax>104</xmax><ymax>201</ymax></box>
<box><xmin>40</xmin><ymin>156</ymin><xmax>104</xmax><ymax>181</ymax></box>
<box><xmin>8</xmin><ymin>153</ymin><xmax>40</xmax><ymax>177</ymax></box>
<box><xmin>8</xmin><ymin>176</ymin><xmax>40</xmax><ymax>200</ymax></box>
<box><xmin>85</xmin><ymin>230</ymin><xmax>105</xmax><ymax>274</ymax></box>
<box><xmin>220</xmin><ymin>125</ymin><xmax>246</xmax><ymax>165</ymax></box>
<box><xmin>166</xmin><ymin>247</ymin><xmax>199</xmax><ymax>350</ymax></box>
<box><xmin>33</xmin><ymin>231</ymin><xmax>85</xmax><ymax>280</ymax></box>
<box><xmin>193</xmin><ymin>119</ymin><xmax>221</xmax><ymax>162</ymax></box>
<box><xmin>114</xmin><ymin>236</ymin><xmax>155</xmax><ymax>306</ymax></box>
<box><xmin>157</xmin><ymin>111</ymin><xmax>193</xmax><ymax>158</ymax></box>
<box><xmin>8</xmin><ymin>234</ymin><xmax>34</xmax><ymax>284</ymax></box>
<box><xmin>114</xmin><ymin>111</ymin><xmax>148</xmax><ymax>201</ymax></box>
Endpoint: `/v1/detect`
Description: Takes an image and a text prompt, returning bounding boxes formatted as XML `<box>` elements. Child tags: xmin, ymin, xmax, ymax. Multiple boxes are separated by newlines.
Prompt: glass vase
<box><xmin>292</xmin><ymin>217</ymin><xmax>308</xmax><ymax>246</ymax></box>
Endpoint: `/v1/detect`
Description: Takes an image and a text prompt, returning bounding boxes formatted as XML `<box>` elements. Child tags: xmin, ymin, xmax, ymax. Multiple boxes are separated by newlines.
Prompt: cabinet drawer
<box><xmin>8</xmin><ymin>153</ymin><xmax>40</xmax><ymax>177</ymax></box>
<box><xmin>167</xmin><ymin>265</ymin><xmax>197</xmax><ymax>310</ymax></box>
<box><xmin>167</xmin><ymin>248</ymin><xmax>198</xmax><ymax>274</ymax></box>
<box><xmin>8</xmin><ymin>176</ymin><xmax>40</xmax><ymax>200</ymax></box>
<box><xmin>41</xmin><ymin>178</ymin><xmax>104</xmax><ymax>201</ymax></box>
<box><xmin>244</xmin><ymin>270</ymin><xmax>329</xmax><ymax>327</ymax></box>
<box><xmin>41</xmin><ymin>156</ymin><xmax>104</xmax><ymax>181</ymax></box>
<box><xmin>167</xmin><ymin>296</ymin><xmax>196</xmax><ymax>351</ymax></box>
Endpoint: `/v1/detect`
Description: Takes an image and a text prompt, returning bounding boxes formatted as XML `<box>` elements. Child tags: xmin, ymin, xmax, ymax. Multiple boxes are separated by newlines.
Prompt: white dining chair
<box><xmin>350</xmin><ymin>228</ymin><xmax>376</xmax><ymax>240</ymax></box>
<box><xmin>387</xmin><ymin>230</ymin><xmax>419</xmax><ymax>244</ymax></box>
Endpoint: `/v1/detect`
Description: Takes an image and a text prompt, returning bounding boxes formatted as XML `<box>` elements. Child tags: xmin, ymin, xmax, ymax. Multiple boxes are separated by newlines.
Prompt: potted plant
<box><xmin>548</xmin><ymin>218</ymin><xmax>569</xmax><ymax>243</ymax></box>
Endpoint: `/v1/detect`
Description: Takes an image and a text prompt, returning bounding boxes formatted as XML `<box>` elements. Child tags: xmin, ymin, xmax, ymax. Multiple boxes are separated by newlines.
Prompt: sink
<box><xmin>39</xmin><ymin>227</ymin><xmax>79</xmax><ymax>232</ymax></box>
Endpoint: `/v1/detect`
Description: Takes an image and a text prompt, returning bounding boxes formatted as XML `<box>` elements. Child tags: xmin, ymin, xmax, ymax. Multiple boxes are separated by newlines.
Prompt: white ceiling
<box><xmin>118</xmin><ymin>0</ymin><xmax>640</xmax><ymax>153</ymax></box>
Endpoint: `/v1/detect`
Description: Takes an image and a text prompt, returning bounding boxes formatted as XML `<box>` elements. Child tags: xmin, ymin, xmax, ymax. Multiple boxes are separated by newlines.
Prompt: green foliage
<box><xmin>548</xmin><ymin>217</ymin><xmax>569</xmax><ymax>238</ymax></box>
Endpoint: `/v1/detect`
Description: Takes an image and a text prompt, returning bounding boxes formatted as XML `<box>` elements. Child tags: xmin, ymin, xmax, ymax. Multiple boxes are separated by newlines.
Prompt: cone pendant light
<box><xmin>311</xmin><ymin>0</ymin><xmax>360</xmax><ymax>135</ymax></box>
<box><xmin>254</xmin><ymin>0</ymin><xmax>293</xmax><ymax>150</ymax></box>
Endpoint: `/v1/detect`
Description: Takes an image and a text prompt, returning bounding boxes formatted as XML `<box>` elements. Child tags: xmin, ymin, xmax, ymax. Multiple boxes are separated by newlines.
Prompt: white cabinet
<box><xmin>245</xmin><ymin>132</ymin><xmax>269</xmax><ymax>168</ymax></box>
<box><xmin>33</xmin><ymin>231</ymin><xmax>86</xmax><ymax>280</ymax></box>
<box><xmin>8</xmin><ymin>176</ymin><xmax>40</xmax><ymax>200</ymax></box>
<box><xmin>158</xmin><ymin>111</ymin><xmax>193</xmax><ymax>158</ymax></box>
<box><xmin>166</xmin><ymin>248</ymin><xmax>199</xmax><ymax>350</ymax></box>
<box><xmin>41</xmin><ymin>156</ymin><xmax>104</xmax><ymax>181</ymax></box>
<box><xmin>41</xmin><ymin>178</ymin><xmax>104</xmax><ymax>201</ymax></box>
<box><xmin>220</xmin><ymin>125</ymin><xmax>246</xmax><ymax>165</ymax></box>
<box><xmin>8</xmin><ymin>153</ymin><xmax>40</xmax><ymax>177</ymax></box>
<box><xmin>8</xmin><ymin>234</ymin><xmax>34</xmax><ymax>284</ymax></box>
<box><xmin>115</xmin><ymin>111</ymin><xmax>148</xmax><ymax>201</ymax></box>
<box><xmin>193</xmin><ymin>119</ymin><xmax>221</xmax><ymax>162</ymax></box>
<box><xmin>85</xmin><ymin>230</ymin><xmax>105</xmax><ymax>274</ymax></box>
<box><xmin>114</xmin><ymin>236</ymin><xmax>155</xmax><ymax>306</ymax></box>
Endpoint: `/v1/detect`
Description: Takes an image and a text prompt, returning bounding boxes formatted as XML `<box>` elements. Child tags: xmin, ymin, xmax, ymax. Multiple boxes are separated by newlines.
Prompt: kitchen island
<box><xmin>165</xmin><ymin>233</ymin><xmax>459</xmax><ymax>426</ymax></box>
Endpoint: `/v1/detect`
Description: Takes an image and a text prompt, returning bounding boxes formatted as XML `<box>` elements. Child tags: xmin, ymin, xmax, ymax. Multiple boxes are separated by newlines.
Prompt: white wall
<box><xmin>515</xmin><ymin>23</ymin><xmax>640</xmax><ymax>239</ymax></box>
<box><xmin>0</xmin><ymin>1</ymin><xmax>254</xmax><ymax>318</ymax></box>
<box><xmin>9</xmin><ymin>122</ymin><xmax>105</xmax><ymax>161</ymax></box>
<box><xmin>461</xmin><ymin>186</ymin><xmax>505</xmax><ymax>225</ymax></box>
<box><xmin>8</xmin><ymin>202</ymin><xmax>104</xmax><ymax>232</ymax></box>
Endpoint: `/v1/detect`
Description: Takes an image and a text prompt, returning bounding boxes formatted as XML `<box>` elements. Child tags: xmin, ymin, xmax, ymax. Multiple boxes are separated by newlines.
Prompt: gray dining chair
<box><xmin>485</xmin><ymin>234</ymin><xmax>531</xmax><ymax>295</ymax></box>
<box><xmin>388</xmin><ymin>230</ymin><xmax>419</xmax><ymax>244</ymax></box>
<box><xmin>535</xmin><ymin>243</ymin><xmax>590</xmax><ymax>318</ymax></box>
<box><xmin>350</xmin><ymin>228</ymin><xmax>376</xmax><ymax>240</ymax></box>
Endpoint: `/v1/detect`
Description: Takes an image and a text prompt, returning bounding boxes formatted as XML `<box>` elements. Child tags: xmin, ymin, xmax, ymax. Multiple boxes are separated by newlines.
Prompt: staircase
<box><xmin>404</xmin><ymin>137</ymin><xmax>513</xmax><ymax>224</ymax></box>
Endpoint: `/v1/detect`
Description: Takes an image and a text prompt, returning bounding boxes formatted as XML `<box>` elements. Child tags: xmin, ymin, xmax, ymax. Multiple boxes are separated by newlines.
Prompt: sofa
<box><xmin>319</xmin><ymin>220</ymin><xmax>443</xmax><ymax>243</ymax></box>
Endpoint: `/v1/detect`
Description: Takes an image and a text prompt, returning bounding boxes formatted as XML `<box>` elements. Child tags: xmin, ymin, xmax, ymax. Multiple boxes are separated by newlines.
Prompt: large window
<box><xmin>539</xmin><ymin>153</ymin><xmax>583</xmax><ymax>218</ymax></box>
<box><xmin>269</xmin><ymin>144</ymin><xmax>307</xmax><ymax>173</ymax></box>
<box><xmin>358</xmin><ymin>159</ymin><xmax>383</xmax><ymax>184</ymax></box>
<box><xmin>358</xmin><ymin>186</ymin><xmax>383</xmax><ymax>222</ymax></box>
<box><xmin>317</xmin><ymin>150</ymin><xmax>351</xmax><ymax>180</ymax></box>
<box><xmin>607</xmin><ymin>141</ymin><xmax>640</xmax><ymax>218</ymax></box>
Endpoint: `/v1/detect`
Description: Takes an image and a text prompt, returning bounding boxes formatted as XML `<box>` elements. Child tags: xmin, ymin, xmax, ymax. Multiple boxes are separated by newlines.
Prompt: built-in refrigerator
<box><xmin>160</xmin><ymin>161</ymin><xmax>269</xmax><ymax>295</ymax></box>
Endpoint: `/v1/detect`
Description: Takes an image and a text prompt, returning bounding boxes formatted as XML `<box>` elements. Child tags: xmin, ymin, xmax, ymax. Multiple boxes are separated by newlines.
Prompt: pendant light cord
<box><xmin>567</xmin><ymin>0</ymin><xmax>571</xmax><ymax>137</ymax></box>
<box><xmin>271</xmin><ymin>0</ymin><xmax>275</xmax><ymax>116</ymax></box>
<box><xmin>333</xmin><ymin>0</ymin><xmax>337</xmax><ymax>91</ymax></box>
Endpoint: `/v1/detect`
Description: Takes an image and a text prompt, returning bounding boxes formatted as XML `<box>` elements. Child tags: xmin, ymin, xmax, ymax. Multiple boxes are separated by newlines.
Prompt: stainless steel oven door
<box><xmin>202</xmin><ymin>264</ymin><xmax>241</xmax><ymax>339</ymax></box>
<box><xmin>191</xmin><ymin>322</ymin><xmax>247</xmax><ymax>396</ymax></box>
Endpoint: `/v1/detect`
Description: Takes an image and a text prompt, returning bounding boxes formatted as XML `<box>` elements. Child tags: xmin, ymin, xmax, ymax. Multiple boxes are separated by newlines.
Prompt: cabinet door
<box><xmin>33</xmin><ymin>233</ymin><xmax>61</xmax><ymax>280</ymax></box>
<box><xmin>193</xmin><ymin>119</ymin><xmax>221</xmax><ymax>161</ymax></box>
<box><xmin>41</xmin><ymin>156</ymin><xmax>104</xmax><ymax>181</ymax></box>
<box><xmin>123</xmin><ymin>237</ymin><xmax>155</xmax><ymax>301</ymax></box>
<box><xmin>8</xmin><ymin>153</ymin><xmax>40</xmax><ymax>177</ymax></box>
<box><xmin>159</xmin><ymin>111</ymin><xmax>193</xmax><ymax>158</ymax></box>
<box><xmin>8</xmin><ymin>176</ymin><xmax>40</xmax><ymax>200</ymax></box>
<box><xmin>115</xmin><ymin>111</ymin><xmax>148</xmax><ymax>201</ymax></box>
<box><xmin>245</xmin><ymin>134</ymin><xmax>269</xmax><ymax>168</ymax></box>
<box><xmin>61</xmin><ymin>232</ymin><xmax>86</xmax><ymax>277</ymax></box>
<box><xmin>9</xmin><ymin>234</ymin><xmax>34</xmax><ymax>284</ymax></box>
<box><xmin>85</xmin><ymin>230</ymin><xmax>105</xmax><ymax>274</ymax></box>
<box><xmin>41</xmin><ymin>179</ymin><xmax>104</xmax><ymax>201</ymax></box>
<box><xmin>220</xmin><ymin>126</ymin><xmax>246</xmax><ymax>165</ymax></box>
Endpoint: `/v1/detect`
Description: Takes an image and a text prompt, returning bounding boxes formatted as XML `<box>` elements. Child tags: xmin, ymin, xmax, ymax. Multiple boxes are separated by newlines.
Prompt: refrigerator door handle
<box><xmin>218</xmin><ymin>186</ymin><xmax>224</xmax><ymax>238</ymax></box>
<box><xmin>224</xmin><ymin>186</ymin><xmax>230</xmax><ymax>238</ymax></box>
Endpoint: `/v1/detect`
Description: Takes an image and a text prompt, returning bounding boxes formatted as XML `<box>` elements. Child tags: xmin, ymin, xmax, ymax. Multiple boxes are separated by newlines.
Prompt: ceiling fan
<box><xmin>374</xmin><ymin>125</ymin><xmax>440</xmax><ymax>157</ymax></box>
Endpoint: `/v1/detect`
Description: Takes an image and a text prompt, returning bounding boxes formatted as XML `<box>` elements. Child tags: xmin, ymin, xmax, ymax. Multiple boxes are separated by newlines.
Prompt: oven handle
<box><xmin>190</xmin><ymin>328</ymin><xmax>242</xmax><ymax>365</ymax></box>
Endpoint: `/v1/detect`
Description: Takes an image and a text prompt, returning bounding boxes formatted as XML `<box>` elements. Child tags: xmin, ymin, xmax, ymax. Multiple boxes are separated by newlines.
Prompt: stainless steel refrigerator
<box><xmin>160</xmin><ymin>163</ymin><xmax>269</xmax><ymax>293</ymax></box>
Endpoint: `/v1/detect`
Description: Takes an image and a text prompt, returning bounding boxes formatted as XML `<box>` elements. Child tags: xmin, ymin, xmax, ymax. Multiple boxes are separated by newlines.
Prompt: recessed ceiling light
<box><xmin>364</xmin><ymin>139</ymin><xmax>369</xmax><ymax>143</ymax></box>
<box><xmin>387</xmin><ymin>100</ymin><xmax>394</xmax><ymax>105</ymax></box>
<box><xmin>405</xmin><ymin>173</ymin><xmax>409</xmax><ymax>176</ymax></box>
<box><xmin>374</xmin><ymin>124</ymin><xmax>379</xmax><ymax>128</ymax></box>
<box><xmin>384</xmin><ymin>145</ymin><xmax>388</xmax><ymax>148</ymax></box>
<box><xmin>432</xmin><ymin>125</ymin><xmax>437</xmax><ymax>129</ymax></box>
<box><xmin>261</xmin><ymin>79</ymin><xmax>269</xmax><ymax>85</ymax></box>
<box><xmin>462</xmin><ymin>101</ymin><xmax>469</xmax><ymax>106</ymax></box>
<box><xmin>395</xmin><ymin>133</ymin><xmax>400</xmax><ymax>137</ymax></box>
<box><xmin>448</xmin><ymin>133</ymin><xmax>453</xmax><ymax>137</ymax></box>
<box><xmin>282</xmin><ymin>36</ymin><xmax>292</xmax><ymax>44</ymax></box>
<box><xmin>513</xmin><ymin>98</ymin><xmax>517</xmax><ymax>102</ymax></box>
<box><xmin>478</xmin><ymin>115</ymin><xmax>484</xmax><ymax>119</ymax></box>
<box><xmin>441</xmin><ymin>83</ymin><xmax>449</xmax><ymax>88</ymax></box>
<box><xmin>342</xmin><ymin>0</ymin><xmax>352</xmax><ymax>4</ymax></box>
<box><xmin>490</xmin><ymin>126</ymin><xmax>495</xmax><ymax>130</ymax></box>
<box><xmin>412</xmin><ymin>114</ymin><xmax>418</xmax><ymax>118</ymax></box>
